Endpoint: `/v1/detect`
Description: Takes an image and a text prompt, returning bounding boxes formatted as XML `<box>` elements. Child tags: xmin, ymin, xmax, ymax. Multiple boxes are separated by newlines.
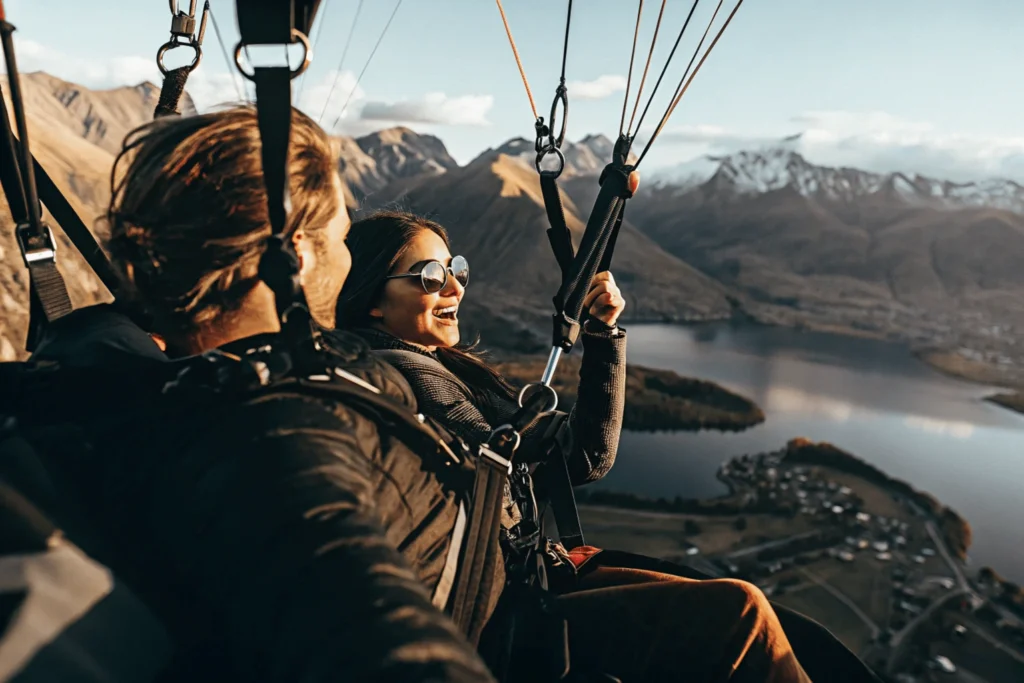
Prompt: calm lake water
<box><xmin>591</xmin><ymin>323</ymin><xmax>1024</xmax><ymax>583</ymax></box>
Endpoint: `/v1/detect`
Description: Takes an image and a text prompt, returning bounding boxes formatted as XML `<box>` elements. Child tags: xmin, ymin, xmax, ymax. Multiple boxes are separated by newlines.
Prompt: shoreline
<box><xmin>985</xmin><ymin>391</ymin><xmax>1024</xmax><ymax>418</ymax></box>
<box><xmin>493</xmin><ymin>355</ymin><xmax>765</xmax><ymax>433</ymax></box>
<box><xmin>618</xmin><ymin>317</ymin><xmax>1024</xmax><ymax>418</ymax></box>
<box><xmin>577</xmin><ymin>438</ymin><xmax>974</xmax><ymax>560</ymax></box>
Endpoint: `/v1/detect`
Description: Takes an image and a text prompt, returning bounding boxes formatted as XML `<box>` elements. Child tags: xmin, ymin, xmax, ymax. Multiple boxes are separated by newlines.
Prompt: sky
<box><xmin>2</xmin><ymin>0</ymin><xmax>1023</xmax><ymax>182</ymax></box>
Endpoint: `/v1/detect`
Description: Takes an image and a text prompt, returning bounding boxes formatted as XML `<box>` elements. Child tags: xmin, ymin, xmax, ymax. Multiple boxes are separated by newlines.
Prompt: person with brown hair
<box><xmin>335</xmin><ymin>210</ymin><xmax>819</xmax><ymax>683</ymax></box>
<box><xmin>9</xmin><ymin>107</ymin><xmax>503</xmax><ymax>683</ymax></box>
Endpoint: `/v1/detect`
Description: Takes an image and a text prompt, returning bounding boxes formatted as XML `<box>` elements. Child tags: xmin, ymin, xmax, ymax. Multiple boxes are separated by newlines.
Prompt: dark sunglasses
<box><xmin>386</xmin><ymin>255</ymin><xmax>469</xmax><ymax>294</ymax></box>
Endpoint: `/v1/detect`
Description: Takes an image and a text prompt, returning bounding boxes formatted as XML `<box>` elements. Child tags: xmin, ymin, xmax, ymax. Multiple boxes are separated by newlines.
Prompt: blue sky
<box><xmin>3</xmin><ymin>0</ymin><xmax>1023</xmax><ymax>181</ymax></box>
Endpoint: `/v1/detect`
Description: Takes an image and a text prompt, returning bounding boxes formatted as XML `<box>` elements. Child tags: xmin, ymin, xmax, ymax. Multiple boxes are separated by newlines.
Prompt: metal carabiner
<box><xmin>157</xmin><ymin>0</ymin><xmax>209</xmax><ymax>75</ymax></box>
<box><xmin>548</xmin><ymin>81</ymin><xmax>568</xmax><ymax>150</ymax></box>
<box><xmin>233</xmin><ymin>28</ymin><xmax>312</xmax><ymax>82</ymax></box>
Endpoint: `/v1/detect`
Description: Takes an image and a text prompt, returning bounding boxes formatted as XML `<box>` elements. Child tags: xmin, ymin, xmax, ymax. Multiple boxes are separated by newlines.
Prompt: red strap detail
<box><xmin>566</xmin><ymin>545</ymin><xmax>603</xmax><ymax>570</ymax></box>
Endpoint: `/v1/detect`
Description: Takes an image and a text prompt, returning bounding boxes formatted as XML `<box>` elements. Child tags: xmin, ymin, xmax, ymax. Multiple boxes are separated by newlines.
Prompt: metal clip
<box><xmin>16</xmin><ymin>223</ymin><xmax>57</xmax><ymax>266</ymax></box>
<box><xmin>158</xmin><ymin>0</ymin><xmax>209</xmax><ymax>75</ymax></box>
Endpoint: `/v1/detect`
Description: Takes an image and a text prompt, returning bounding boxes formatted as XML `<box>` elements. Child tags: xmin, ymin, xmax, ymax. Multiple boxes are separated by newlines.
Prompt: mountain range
<box><xmin>1</xmin><ymin>73</ymin><xmax>1021</xmax><ymax>386</ymax></box>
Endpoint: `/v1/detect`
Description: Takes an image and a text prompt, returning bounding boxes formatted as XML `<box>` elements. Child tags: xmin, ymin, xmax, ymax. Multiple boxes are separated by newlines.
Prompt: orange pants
<box><xmin>557</xmin><ymin>566</ymin><xmax>812</xmax><ymax>683</ymax></box>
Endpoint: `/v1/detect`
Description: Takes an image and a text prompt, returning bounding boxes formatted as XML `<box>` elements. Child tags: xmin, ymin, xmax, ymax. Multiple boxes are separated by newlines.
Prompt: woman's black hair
<box><xmin>337</xmin><ymin>210</ymin><xmax>517</xmax><ymax>402</ymax></box>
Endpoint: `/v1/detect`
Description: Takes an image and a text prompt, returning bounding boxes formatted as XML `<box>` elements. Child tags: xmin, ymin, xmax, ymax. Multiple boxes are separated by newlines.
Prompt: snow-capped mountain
<box><xmin>489</xmin><ymin>133</ymin><xmax>637</xmax><ymax>177</ymax></box>
<box><xmin>652</xmin><ymin>143</ymin><xmax>1024</xmax><ymax>216</ymax></box>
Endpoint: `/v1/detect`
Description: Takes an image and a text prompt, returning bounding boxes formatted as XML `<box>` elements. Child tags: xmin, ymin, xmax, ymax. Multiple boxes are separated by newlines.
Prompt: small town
<box><xmin>579</xmin><ymin>442</ymin><xmax>1024</xmax><ymax>683</ymax></box>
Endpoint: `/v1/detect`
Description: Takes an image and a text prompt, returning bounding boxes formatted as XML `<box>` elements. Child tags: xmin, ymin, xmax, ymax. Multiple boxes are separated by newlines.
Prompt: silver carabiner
<box><xmin>158</xmin><ymin>0</ymin><xmax>209</xmax><ymax>75</ymax></box>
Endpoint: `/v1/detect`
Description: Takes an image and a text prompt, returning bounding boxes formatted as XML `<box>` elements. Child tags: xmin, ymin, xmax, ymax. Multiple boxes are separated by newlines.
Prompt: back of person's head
<box><xmin>106</xmin><ymin>106</ymin><xmax>348</xmax><ymax>353</ymax></box>
<box><xmin>338</xmin><ymin>210</ymin><xmax>516</xmax><ymax>402</ymax></box>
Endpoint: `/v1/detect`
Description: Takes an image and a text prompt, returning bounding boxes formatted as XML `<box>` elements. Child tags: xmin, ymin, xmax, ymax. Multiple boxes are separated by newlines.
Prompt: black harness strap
<box><xmin>540</xmin><ymin>172</ymin><xmax>574</xmax><ymax>276</ymax></box>
<box><xmin>538</xmin><ymin>413</ymin><xmax>585</xmax><ymax>550</ymax></box>
<box><xmin>0</xmin><ymin>19</ymin><xmax>73</xmax><ymax>350</ymax></box>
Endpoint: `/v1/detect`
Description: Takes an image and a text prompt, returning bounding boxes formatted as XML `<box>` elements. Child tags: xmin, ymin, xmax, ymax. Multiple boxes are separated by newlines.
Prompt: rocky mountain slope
<box><xmin>627</xmin><ymin>146</ymin><xmax>1024</xmax><ymax>385</ymax></box>
<box><xmin>3</xmin><ymin>73</ymin><xmax>1022</xmax><ymax>383</ymax></box>
<box><xmin>360</xmin><ymin>148</ymin><xmax>731</xmax><ymax>348</ymax></box>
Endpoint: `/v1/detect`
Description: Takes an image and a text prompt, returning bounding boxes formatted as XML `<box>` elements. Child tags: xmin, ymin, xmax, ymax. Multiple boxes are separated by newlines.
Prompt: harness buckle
<box><xmin>478</xmin><ymin>443</ymin><xmax>513</xmax><ymax>475</ymax></box>
<box><xmin>16</xmin><ymin>222</ymin><xmax>57</xmax><ymax>266</ymax></box>
<box><xmin>158</xmin><ymin>1</ymin><xmax>209</xmax><ymax>75</ymax></box>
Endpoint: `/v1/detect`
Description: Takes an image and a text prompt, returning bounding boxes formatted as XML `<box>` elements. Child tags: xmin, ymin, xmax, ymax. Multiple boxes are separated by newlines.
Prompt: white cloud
<box><xmin>566</xmin><ymin>75</ymin><xmax>627</xmax><ymax>101</ymax></box>
<box><xmin>294</xmin><ymin>69</ymin><xmax>366</xmax><ymax>129</ymax></box>
<box><xmin>359</xmin><ymin>92</ymin><xmax>493</xmax><ymax>127</ymax></box>
<box><xmin>6</xmin><ymin>37</ymin><xmax>159</xmax><ymax>89</ymax></box>
<box><xmin>655</xmin><ymin>111</ymin><xmax>1024</xmax><ymax>183</ymax></box>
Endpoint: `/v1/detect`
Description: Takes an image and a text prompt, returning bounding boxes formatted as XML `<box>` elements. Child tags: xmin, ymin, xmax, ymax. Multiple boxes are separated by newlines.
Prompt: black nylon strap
<box><xmin>449</xmin><ymin>449</ymin><xmax>508</xmax><ymax>645</ymax></box>
<box><xmin>554</xmin><ymin>165</ymin><xmax>632</xmax><ymax>321</ymax></box>
<box><xmin>0</xmin><ymin>80</ymin><xmax>28</xmax><ymax>222</ymax></box>
<box><xmin>540</xmin><ymin>172</ymin><xmax>573</xmax><ymax>276</ymax></box>
<box><xmin>25</xmin><ymin>258</ymin><xmax>73</xmax><ymax>323</ymax></box>
<box><xmin>253</xmin><ymin>67</ymin><xmax>293</xmax><ymax>237</ymax></box>
<box><xmin>236</xmin><ymin>1</ymin><xmax>295</xmax><ymax>44</ymax></box>
<box><xmin>1</xmin><ymin>81</ymin><xmax>120</xmax><ymax>300</ymax></box>
<box><xmin>32</xmin><ymin>154</ymin><xmax>121</xmax><ymax>296</ymax></box>
<box><xmin>153</xmin><ymin>67</ymin><xmax>191</xmax><ymax>118</ymax></box>
<box><xmin>598</xmin><ymin>201</ymin><xmax>625</xmax><ymax>274</ymax></box>
<box><xmin>540</xmin><ymin>415</ymin><xmax>585</xmax><ymax>550</ymax></box>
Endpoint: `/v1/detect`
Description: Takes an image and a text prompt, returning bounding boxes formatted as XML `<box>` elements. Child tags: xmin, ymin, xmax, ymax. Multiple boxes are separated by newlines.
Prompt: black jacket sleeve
<box><xmin>147</xmin><ymin>391</ymin><xmax>496</xmax><ymax>683</ymax></box>
<box><xmin>373</xmin><ymin>327</ymin><xmax>627</xmax><ymax>487</ymax></box>
<box><xmin>559</xmin><ymin>324</ymin><xmax>627</xmax><ymax>485</ymax></box>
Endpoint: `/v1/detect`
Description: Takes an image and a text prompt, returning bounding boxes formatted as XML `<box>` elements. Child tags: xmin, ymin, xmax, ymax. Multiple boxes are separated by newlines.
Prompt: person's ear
<box><xmin>148</xmin><ymin>333</ymin><xmax>167</xmax><ymax>352</ymax></box>
<box><xmin>291</xmin><ymin>228</ymin><xmax>308</xmax><ymax>271</ymax></box>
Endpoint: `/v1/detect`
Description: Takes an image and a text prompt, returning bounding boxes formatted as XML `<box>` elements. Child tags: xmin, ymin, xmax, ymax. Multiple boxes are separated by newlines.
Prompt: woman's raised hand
<box><xmin>584</xmin><ymin>271</ymin><xmax>626</xmax><ymax>328</ymax></box>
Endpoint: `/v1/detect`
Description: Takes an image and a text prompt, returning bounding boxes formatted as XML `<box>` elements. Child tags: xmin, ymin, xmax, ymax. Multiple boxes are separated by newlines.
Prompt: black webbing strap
<box><xmin>540</xmin><ymin>172</ymin><xmax>573</xmax><ymax>276</ymax></box>
<box><xmin>551</xmin><ymin>164</ymin><xmax>632</xmax><ymax>351</ymax></box>
<box><xmin>237</xmin><ymin>1</ymin><xmax>297</xmax><ymax>44</ymax></box>
<box><xmin>253</xmin><ymin>67</ymin><xmax>293</xmax><ymax>240</ymax></box>
<box><xmin>0</xmin><ymin>25</ymin><xmax>74</xmax><ymax>350</ymax></box>
<box><xmin>448</xmin><ymin>445</ymin><xmax>509</xmax><ymax>645</ymax></box>
<box><xmin>539</xmin><ymin>414</ymin><xmax>585</xmax><ymax>550</ymax></box>
<box><xmin>598</xmin><ymin>201</ymin><xmax>626</xmax><ymax>274</ymax></box>
<box><xmin>153</xmin><ymin>66</ymin><xmax>192</xmax><ymax>118</ymax></box>
<box><xmin>31</xmin><ymin>151</ymin><xmax>121</xmax><ymax>296</ymax></box>
<box><xmin>236</xmin><ymin>0</ymin><xmax>307</xmax><ymax>324</ymax></box>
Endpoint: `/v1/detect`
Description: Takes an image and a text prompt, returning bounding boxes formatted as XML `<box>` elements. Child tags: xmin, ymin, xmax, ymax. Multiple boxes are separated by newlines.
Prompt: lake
<box><xmin>591</xmin><ymin>322</ymin><xmax>1024</xmax><ymax>582</ymax></box>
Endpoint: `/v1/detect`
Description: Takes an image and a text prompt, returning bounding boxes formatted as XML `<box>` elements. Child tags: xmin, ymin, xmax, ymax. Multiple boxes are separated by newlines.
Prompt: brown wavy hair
<box><xmin>337</xmin><ymin>210</ymin><xmax>516</xmax><ymax>401</ymax></box>
<box><xmin>105</xmin><ymin>106</ymin><xmax>339</xmax><ymax>334</ymax></box>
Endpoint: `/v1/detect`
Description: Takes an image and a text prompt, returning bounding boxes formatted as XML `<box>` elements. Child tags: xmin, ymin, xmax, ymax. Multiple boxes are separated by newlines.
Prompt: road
<box><xmin>925</xmin><ymin>520</ymin><xmax>970</xmax><ymax>593</ymax></box>
<box><xmin>799</xmin><ymin>568</ymin><xmax>881</xmax><ymax>639</ymax></box>
<box><xmin>724</xmin><ymin>531</ymin><xmax>822</xmax><ymax>559</ymax></box>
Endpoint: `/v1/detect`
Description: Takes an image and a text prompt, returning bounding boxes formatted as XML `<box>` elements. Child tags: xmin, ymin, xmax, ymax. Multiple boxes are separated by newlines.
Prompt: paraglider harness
<box><xmin>0</xmin><ymin>0</ymin><xmax>508</xmax><ymax>658</ymax></box>
<box><xmin>0</xmin><ymin>1</ymin><xmax>767</xmax><ymax>682</ymax></box>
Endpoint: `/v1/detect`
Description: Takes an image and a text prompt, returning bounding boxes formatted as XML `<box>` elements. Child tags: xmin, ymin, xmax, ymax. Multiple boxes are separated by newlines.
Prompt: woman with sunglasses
<box><xmin>333</xmin><ymin>211</ymin><xmax>822</xmax><ymax>683</ymax></box>
<box><xmin>334</xmin><ymin>210</ymin><xmax>627</xmax><ymax>498</ymax></box>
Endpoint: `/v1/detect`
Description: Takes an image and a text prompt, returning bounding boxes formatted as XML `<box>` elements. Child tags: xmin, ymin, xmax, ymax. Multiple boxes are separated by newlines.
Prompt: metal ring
<box><xmin>234</xmin><ymin>28</ymin><xmax>311</xmax><ymax>82</ymax></box>
<box><xmin>157</xmin><ymin>41</ymin><xmax>202</xmax><ymax>76</ymax></box>
<box><xmin>517</xmin><ymin>383</ymin><xmax>558</xmax><ymax>413</ymax></box>
<box><xmin>549</xmin><ymin>85</ymin><xmax>568</xmax><ymax>150</ymax></box>
<box><xmin>535</xmin><ymin>146</ymin><xmax>566</xmax><ymax>177</ymax></box>
<box><xmin>488</xmin><ymin>424</ymin><xmax>522</xmax><ymax>454</ymax></box>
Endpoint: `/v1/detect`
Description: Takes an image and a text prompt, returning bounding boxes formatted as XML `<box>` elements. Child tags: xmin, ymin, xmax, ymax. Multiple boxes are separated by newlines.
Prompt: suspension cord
<box><xmin>319</xmin><ymin>0</ymin><xmax>364</xmax><ymax>123</ymax></box>
<box><xmin>636</xmin><ymin>0</ymin><xmax>744</xmax><ymax>167</ymax></box>
<box><xmin>207</xmin><ymin>3</ymin><xmax>245</xmax><ymax>101</ymax></box>
<box><xmin>332</xmin><ymin>0</ymin><xmax>404</xmax><ymax>130</ymax></box>
<box><xmin>625</xmin><ymin>0</ymin><xmax>666</xmax><ymax>138</ymax></box>
<box><xmin>619</xmin><ymin>0</ymin><xmax>644</xmax><ymax>136</ymax></box>
<box><xmin>559</xmin><ymin>0</ymin><xmax>572</xmax><ymax>85</ymax></box>
<box><xmin>630</xmin><ymin>0</ymin><xmax>701</xmax><ymax>143</ymax></box>
<box><xmin>495</xmin><ymin>0</ymin><xmax>538</xmax><ymax>121</ymax></box>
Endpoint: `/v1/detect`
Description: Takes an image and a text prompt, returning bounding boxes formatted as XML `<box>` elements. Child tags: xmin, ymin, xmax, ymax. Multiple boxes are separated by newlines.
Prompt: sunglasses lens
<box><xmin>420</xmin><ymin>261</ymin><xmax>447</xmax><ymax>293</ymax></box>
<box><xmin>451</xmin><ymin>255</ymin><xmax>469</xmax><ymax>287</ymax></box>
